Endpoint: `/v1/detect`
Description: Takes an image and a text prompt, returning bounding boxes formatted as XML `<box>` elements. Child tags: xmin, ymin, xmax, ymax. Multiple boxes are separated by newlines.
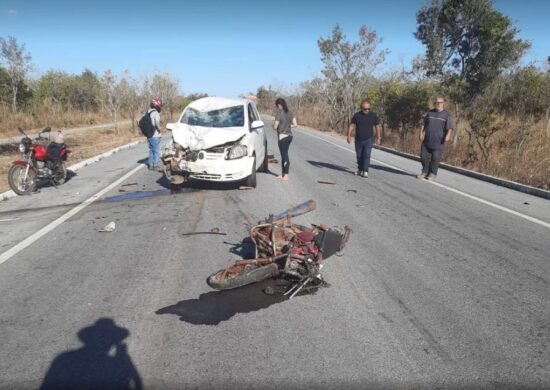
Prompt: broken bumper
<box><xmin>177</xmin><ymin>155</ymin><xmax>254</xmax><ymax>182</ymax></box>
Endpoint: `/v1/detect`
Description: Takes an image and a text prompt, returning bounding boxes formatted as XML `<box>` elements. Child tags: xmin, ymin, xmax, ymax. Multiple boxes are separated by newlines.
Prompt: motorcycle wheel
<box><xmin>52</xmin><ymin>162</ymin><xmax>67</xmax><ymax>185</ymax></box>
<box><xmin>206</xmin><ymin>263</ymin><xmax>278</xmax><ymax>290</ymax></box>
<box><xmin>7</xmin><ymin>164</ymin><xmax>37</xmax><ymax>195</ymax></box>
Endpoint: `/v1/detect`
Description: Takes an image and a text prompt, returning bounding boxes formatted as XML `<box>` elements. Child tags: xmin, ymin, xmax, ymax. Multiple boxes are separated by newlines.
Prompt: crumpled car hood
<box><xmin>172</xmin><ymin>123</ymin><xmax>247</xmax><ymax>150</ymax></box>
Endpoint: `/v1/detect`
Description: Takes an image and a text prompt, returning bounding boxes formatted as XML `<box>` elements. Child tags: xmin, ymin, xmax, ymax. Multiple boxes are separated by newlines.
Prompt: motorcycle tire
<box><xmin>52</xmin><ymin>162</ymin><xmax>67</xmax><ymax>185</ymax></box>
<box><xmin>7</xmin><ymin>164</ymin><xmax>37</xmax><ymax>195</ymax></box>
<box><xmin>206</xmin><ymin>263</ymin><xmax>278</xmax><ymax>290</ymax></box>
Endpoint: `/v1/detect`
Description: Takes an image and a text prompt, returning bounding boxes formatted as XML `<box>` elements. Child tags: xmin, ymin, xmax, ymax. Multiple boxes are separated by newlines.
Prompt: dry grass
<box><xmin>293</xmin><ymin>106</ymin><xmax>550</xmax><ymax>191</ymax></box>
<box><xmin>0</xmin><ymin>124</ymin><xmax>142</xmax><ymax>194</ymax></box>
<box><xmin>0</xmin><ymin>105</ymin><xmax>113</xmax><ymax>138</ymax></box>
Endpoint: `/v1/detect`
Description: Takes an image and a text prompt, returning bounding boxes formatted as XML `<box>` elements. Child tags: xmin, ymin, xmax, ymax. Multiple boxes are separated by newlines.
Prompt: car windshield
<box><xmin>181</xmin><ymin>105</ymin><xmax>244</xmax><ymax>128</ymax></box>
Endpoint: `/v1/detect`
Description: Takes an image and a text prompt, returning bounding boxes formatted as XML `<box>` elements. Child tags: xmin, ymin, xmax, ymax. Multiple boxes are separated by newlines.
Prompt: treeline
<box><xmin>256</xmin><ymin>0</ymin><xmax>550</xmax><ymax>189</ymax></box>
<box><xmin>0</xmin><ymin>36</ymin><xmax>191</xmax><ymax>134</ymax></box>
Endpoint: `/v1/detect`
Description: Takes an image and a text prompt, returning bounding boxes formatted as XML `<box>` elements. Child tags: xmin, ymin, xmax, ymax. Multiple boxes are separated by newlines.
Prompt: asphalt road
<box><xmin>0</xmin><ymin>118</ymin><xmax>549</xmax><ymax>389</ymax></box>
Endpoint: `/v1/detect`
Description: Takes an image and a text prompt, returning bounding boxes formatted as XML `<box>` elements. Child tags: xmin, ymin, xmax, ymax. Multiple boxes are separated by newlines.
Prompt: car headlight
<box><xmin>19</xmin><ymin>143</ymin><xmax>26</xmax><ymax>153</ymax></box>
<box><xmin>226</xmin><ymin>145</ymin><xmax>247</xmax><ymax>160</ymax></box>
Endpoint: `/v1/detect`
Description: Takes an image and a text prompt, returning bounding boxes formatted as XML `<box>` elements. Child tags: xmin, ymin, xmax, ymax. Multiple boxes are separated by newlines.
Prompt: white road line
<box><xmin>300</xmin><ymin>130</ymin><xmax>550</xmax><ymax>230</ymax></box>
<box><xmin>0</xmin><ymin>164</ymin><xmax>145</xmax><ymax>266</ymax></box>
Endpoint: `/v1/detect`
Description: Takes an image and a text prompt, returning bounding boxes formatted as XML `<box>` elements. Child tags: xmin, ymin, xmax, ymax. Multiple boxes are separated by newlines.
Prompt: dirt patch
<box><xmin>0</xmin><ymin>124</ymin><xmax>143</xmax><ymax>194</ymax></box>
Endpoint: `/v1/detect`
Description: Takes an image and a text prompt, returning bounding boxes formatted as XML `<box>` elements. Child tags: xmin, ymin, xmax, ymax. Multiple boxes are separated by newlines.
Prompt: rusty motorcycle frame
<box><xmin>206</xmin><ymin>200</ymin><xmax>351</xmax><ymax>298</ymax></box>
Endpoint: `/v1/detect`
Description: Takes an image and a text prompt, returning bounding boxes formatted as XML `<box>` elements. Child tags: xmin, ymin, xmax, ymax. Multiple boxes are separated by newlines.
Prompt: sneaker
<box><xmin>354</xmin><ymin>170</ymin><xmax>361</xmax><ymax>176</ymax></box>
<box><xmin>426</xmin><ymin>174</ymin><xmax>437</xmax><ymax>181</ymax></box>
<box><xmin>361</xmin><ymin>171</ymin><xmax>368</xmax><ymax>178</ymax></box>
<box><xmin>416</xmin><ymin>173</ymin><xmax>427</xmax><ymax>179</ymax></box>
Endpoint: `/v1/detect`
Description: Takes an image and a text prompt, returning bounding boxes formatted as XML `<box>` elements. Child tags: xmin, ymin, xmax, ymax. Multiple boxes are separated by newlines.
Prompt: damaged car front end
<box><xmin>161</xmin><ymin>97</ymin><xmax>267</xmax><ymax>187</ymax></box>
<box><xmin>162</xmin><ymin>135</ymin><xmax>253</xmax><ymax>184</ymax></box>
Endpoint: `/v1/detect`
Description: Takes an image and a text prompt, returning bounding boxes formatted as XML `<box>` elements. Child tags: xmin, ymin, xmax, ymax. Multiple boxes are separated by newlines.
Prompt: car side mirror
<box><xmin>250</xmin><ymin>120</ymin><xmax>264</xmax><ymax>130</ymax></box>
<box><xmin>166</xmin><ymin>123</ymin><xmax>175</xmax><ymax>131</ymax></box>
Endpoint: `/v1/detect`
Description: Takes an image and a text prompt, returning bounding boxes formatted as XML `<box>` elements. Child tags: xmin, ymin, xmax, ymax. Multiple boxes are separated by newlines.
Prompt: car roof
<box><xmin>187</xmin><ymin>96</ymin><xmax>252</xmax><ymax>112</ymax></box>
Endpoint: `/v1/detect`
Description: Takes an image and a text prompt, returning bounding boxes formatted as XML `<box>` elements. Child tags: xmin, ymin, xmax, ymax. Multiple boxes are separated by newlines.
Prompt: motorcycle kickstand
<box><xmin>284</xmin><ymin>277</ymin><xmax>312</xmax><ymax>299</ymax></box>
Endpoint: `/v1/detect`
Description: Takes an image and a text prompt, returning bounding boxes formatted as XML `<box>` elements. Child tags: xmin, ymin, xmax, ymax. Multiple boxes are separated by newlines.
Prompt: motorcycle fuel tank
<box><xmin>33</xmin><ymin>144</ymin><xmax>48</xmax><ymax>161</ymax></box>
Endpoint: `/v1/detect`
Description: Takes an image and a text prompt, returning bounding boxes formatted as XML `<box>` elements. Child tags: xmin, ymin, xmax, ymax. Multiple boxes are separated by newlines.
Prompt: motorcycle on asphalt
<box><xmin>7</xmin><ymin>127</ymin><xmax>69</xmax><ymax>195</ymax></box>
<box><xmin>207</xmin><ymin>200</ymin><xmax>352</xmax><ymax>298</ymax></box>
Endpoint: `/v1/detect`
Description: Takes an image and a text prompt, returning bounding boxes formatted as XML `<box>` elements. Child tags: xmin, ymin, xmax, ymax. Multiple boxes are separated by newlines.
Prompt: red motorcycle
<box><xmin>8</xmin><ymin>127</ymin><xmax>69</xmax><ymax>195</ymax></box>
<box><xmin>207</xmin><ymin>200</ymin><xmax>351</xmax><ymax>298</ymax></box>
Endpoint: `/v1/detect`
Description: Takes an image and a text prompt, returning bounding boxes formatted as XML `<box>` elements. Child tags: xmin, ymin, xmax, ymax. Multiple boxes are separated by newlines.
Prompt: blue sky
<box><xmin>0</xmin><ymin>0</ymin><xmax>548</xmax><ymax>97</ymax></box>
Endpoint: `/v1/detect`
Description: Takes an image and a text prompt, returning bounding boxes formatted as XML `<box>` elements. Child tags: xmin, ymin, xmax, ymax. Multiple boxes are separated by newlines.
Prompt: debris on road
<box><xmin>181</xmin><ymin>231</ymin><xmax>227</xmax><ymax>236</ymax></box>
<box><xmin>268</xmin><ymin>159</ymin><xmax>279</xmax><ymax>164</ymax></box>
<box><xmin>317</xmin><ymin>180</ymin><xmax>336</xmax><ymax>185</ymax></box>
<box><xmin>121</xmin><ymin>182</ymin><xmax>138</xmax><ymax>187</ymax></box>
<box><xmin>98</xmin><ymin>221</ymin><xmax>116</xmax><ymax>232</ymax></box>
<box><xmin>0</xmin><ymin>218</ymin><xmax>20</xmax><ymax>222</ymax></box>
<box><xmin>118</xmin><ymin>188</ymin><xmax>129</xmax><ymax>192</ymax></box>
<box><xmin>210</xmin><ymin>227</ymin><xmax>220</xmax><ymax>233</ymax></box>
<box><xmin>524</xmin><ymin>202</ymin><xmax>530</xmax><ymax>205</ymax></box>
<box><xmin>347</xmin><ymin>189</ymin><xmax>358</xmax><ymax>193</ymax></box>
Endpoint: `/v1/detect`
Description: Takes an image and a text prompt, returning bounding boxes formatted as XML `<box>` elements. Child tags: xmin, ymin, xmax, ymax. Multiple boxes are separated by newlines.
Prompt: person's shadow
<box><xmin>40</xmin><ymin>318</ymin><xmax>142</xmax><ymax>390</ymax></box>
<box><xmin>156</xmin><ymin>280</ymin><xmax>289</xmax><ymax>325</ymax></box>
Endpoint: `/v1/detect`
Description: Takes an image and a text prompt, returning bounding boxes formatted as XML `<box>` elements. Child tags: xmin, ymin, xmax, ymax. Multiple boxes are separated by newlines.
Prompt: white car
<box><xmin>162</xmin><ymin>97</ymin><xmax>268</xmax><ymax>188</ymax></box>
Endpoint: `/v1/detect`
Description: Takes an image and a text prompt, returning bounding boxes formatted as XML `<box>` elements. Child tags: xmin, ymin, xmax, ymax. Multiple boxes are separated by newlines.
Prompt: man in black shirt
<box><xmin>347</xmin><ymin>99</ymin><xmax>381</xmax><ymax>177</ymax></box>
<box><xmin>418</xmin><ymin>96</ymin><xmax>454</xmax><ymax>180</ymax></box>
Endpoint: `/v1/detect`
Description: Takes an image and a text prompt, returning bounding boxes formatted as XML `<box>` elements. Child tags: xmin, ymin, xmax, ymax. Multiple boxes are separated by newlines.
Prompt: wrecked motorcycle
<box><xmin>8</xmin><ymin>127</ymin><xmax>68</xmax><ymax>195</ymax></box>
<box><xmin>206</xmin><ymin>200</ymin><xmax>351</xmax><ymax>298</ymax></box>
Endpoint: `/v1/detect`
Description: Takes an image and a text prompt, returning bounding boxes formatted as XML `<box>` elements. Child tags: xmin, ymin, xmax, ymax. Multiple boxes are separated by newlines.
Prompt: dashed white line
<box><xmin>300</xmin><ymin>130</ymin><xmax>550</xmax><ymax>230</ymax></box>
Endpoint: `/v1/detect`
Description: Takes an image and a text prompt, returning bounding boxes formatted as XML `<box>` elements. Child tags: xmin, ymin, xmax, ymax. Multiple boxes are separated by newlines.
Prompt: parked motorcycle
<box><xmin>207</xmin><ymin>200</ymin><xmax>351</xmax><ymax>298</ymax></box>
<box><xmin>8</xmin><ymin>127</ymin><xmax>69</xmax><ymax>195</ymax></box>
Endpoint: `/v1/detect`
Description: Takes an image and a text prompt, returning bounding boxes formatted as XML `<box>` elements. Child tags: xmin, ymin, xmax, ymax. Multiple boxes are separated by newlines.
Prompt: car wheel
<box><xmin>258</xmin><ymin>140</ymin><xmax>268</xmax><ymax>172</ymax></box>
<box><xmin>244</xmin><ymin>157</ymin><xmax>257</xmax><ymax>188</ymax></box>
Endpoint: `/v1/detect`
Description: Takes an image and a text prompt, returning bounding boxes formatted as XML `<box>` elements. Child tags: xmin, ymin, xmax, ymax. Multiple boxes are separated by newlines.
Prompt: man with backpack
<box><xmin>139</xmin><ymin>98</ymin><xmax>163</xmax><ymax>170</ymax></box>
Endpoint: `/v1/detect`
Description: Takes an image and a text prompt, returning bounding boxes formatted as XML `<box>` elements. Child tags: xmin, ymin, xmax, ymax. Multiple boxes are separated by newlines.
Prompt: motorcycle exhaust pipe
<box><xmin>270</xmin><ymin>199</ymin><xmax>316</xmax><ymax>223</ymax></box>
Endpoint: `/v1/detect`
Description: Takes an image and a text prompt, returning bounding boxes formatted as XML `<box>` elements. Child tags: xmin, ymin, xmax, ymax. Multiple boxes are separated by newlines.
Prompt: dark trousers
<box><xmin>354</xmin><ymin>137</ymin><xmax>373</xmax><ymax>172</ymax></box>
<box><xmin>278</xmin><ymin>136</ymin><xmax>293</xmax><ymax>175</ymax></box>
<box><xmin>420</xmin><ymin>144</ymin><xmax>443</xmax><ymax>176</ymax></box>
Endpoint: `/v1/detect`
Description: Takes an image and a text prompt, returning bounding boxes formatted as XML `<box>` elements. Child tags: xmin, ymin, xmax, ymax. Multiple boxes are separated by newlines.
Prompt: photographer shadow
<box><xmin>40</xmin><ymin>318</ymin><xmax>142</xmax><ymax>390</ymax></box>
<box><xmin>156</xmin><ymin>280</ymin><xmax>288</xmax><ymax>325</ymax></box>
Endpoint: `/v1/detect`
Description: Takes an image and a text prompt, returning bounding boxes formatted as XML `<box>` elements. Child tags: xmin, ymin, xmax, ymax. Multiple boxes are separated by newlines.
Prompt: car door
<box><xmin>248</xmin><ymin>103</ymin><xmax>265</xmax><ymax>168</ymax></box>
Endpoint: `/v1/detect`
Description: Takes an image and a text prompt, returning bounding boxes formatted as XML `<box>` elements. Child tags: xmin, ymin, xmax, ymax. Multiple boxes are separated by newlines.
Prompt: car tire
<box><xmin>258</xmin><ymin>140</ymin><xmax>268</xmax><ymax>172</ymax></box>
<box><xmin>244</xmin><ymin>157</ymin><xmax>257</xmax><ymax>188</ymax></box>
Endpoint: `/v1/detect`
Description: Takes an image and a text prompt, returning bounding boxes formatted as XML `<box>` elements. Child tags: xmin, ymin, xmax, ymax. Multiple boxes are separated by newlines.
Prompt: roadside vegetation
<box><xmin>256</xmin><ymin>0</ymin><xmax>550</xmax><ymax>190</ymax></box>
<box><xmin>0</xmin><ymin>36</ymin><xmax>212</xmax><ymax>193</ymax></box>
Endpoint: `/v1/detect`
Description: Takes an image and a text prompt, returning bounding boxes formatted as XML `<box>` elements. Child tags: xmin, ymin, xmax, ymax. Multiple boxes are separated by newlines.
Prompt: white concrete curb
<box><xmin>1</xmin><ymin>139</ymin><xmax>144</xmax><ymax>202</ymax></box>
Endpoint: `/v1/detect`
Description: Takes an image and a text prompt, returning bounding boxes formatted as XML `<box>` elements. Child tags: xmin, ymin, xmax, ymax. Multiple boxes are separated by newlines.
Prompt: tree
<box><xmin>414</xmin><ymin>0</ymin><xmax>530</xmax><ymax>143</ymax></box>
<box><xmin>101</xmin><ymin>70</ymin><xmax>125</xmax><ymax>134</ymax></box>
<box><xmin>150</xmin><ymin>72</ymin><xmax>180</xmax><ymax>120</ymax></box>
<box><xmin>72</xmin><ymin>69</ymin><xmax>101</xmax><ymax>111</ymax></box>
<box><xmin>0</xmin><ymin>36</ymin><xmax>33</xmax><ymax>111</ymax></box>
<box><xmin>317</xmin><ymin>25</ymin><xmax>388</xmax><ymax>132</ymax></box>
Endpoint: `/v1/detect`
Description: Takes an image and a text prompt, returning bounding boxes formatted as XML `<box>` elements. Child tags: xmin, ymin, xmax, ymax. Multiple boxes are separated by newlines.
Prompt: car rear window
<box><xmin>181</xmin><ymin>105</ymin><xmax>244</xmax><ymax>128</ymax></box>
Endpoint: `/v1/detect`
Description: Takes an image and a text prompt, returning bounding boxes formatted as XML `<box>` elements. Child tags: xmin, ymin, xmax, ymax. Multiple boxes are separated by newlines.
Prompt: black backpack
<box><xmin>138</xmin><ymin>110</ymin><xmax>156</xmax><ymax>138</ymax></box>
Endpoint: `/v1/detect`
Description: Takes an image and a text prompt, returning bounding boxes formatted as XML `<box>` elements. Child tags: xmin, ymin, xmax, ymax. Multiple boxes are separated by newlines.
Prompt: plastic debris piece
<box><xmin>210</xmin><ymin>227</ymin><xmax>220</xmax><ymax>233</ymax></box>
<box><xmin>98</xmin><ymin>221</ymin><xmax>116</xmax><ymax>232</ymax></box>
<box><xmin>317</xmin><ymin>180</ymin><xmax>336</xmax><ymax>185</ymax></box>
<box><xmin>122</xmin><ymin>182</ymin><xmax>138</xmax><ymax>187</ymax></box>
<box><xmin>347</xmin><ymin>189</ymin><xmax>358</xmax><ymax>193</ymax></box>
<box><xmin>181</xmin><ymin>231</ymin><xmax>227</xmax><ymax>236</ymax></box>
